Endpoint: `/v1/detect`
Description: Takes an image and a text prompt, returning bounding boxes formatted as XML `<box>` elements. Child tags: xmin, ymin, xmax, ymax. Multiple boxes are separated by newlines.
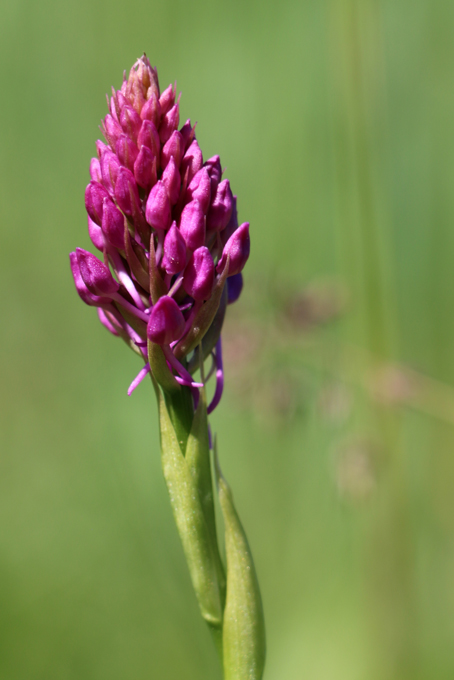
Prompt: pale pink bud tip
<box><xmin>147</xmin><ymin>296</ymin><xmax>185</xmax><ymax>345</ymax></box>
<box><xmin>184</xmin><ymin>247</ymin><xmax>215</xmax><ymax>301</ymax></box>
<box><xmin>217</xmin><ymin>222</ymin><xmax>250</xmax><ymax>277</ymax></box>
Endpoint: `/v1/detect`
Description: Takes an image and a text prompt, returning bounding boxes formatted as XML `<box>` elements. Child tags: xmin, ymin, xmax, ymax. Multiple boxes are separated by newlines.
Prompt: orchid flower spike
<box><xmin>69</xmin><ymin>54</ymin><xmax>250</xmax><ymax>412</ymax></box>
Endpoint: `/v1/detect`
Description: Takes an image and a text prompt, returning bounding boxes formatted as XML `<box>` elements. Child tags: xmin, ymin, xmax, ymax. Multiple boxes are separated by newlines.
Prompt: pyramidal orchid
<box><xmin>69</xmin><ymin>55</ymin><xmax>264</xmax><ymax>680</ymax></box>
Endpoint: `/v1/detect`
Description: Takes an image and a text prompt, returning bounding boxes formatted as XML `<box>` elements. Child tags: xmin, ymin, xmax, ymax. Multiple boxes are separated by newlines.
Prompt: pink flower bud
<box><xmin>100</xmin><ymin>149</ymin><xmax>121</xmax><ymax>196</ymax></box>
<box><xmin>206</xmin><ymin>179</ymin><xmax>233</xmax><ymax>232</ymax></box>
<box><xmin>186</xmin><ymin>168</ymin><xmax>211</xmax><ymax>214</ymax></box>
<box><xmin>162</xmin><ymin>156</ymin><xmax>181</xmax><ymax>205</ymax></box>
<box><xmin>159</xmin><ymin>84</ymin><xmax>175</xmax><ymax>116</ymax></box>
<box><xmin>102</xmin><ymin>114</ymin><xmax>123</xmax><ymax>149</ymax></box>
<box><xmin>134</xmin><ymin>145</ymin><xmax>157</xmax><ymax>191</ymax></box>
<box><xmin>87</xmin><ymin>215</ymin><xmax>105</xmax><ymax>251</ymax></box>
<box><xmin>161</xmin><ymin>130</ymin><xmax>183</xmax><ymax>169</ymax></box>
<box><xmin>145</xmin><ymin>180</ymin><xmax>171</xmax><ymax>231</ymax></box>
<box><xmin>120</xmin><ymin>105</ymin><xmax>142</xmax><ymax>143</ymax></box>
<box><xmin>147</xmin><ymin>295</ymin><xmax>185</xmax><ymax>345</ymax></box>
<box><xmin>137</xmin><ymin>119</ymin><xmax>160</xmax><ymax>158</ymax></box>
<box><xmin>161</xmin><ymin>222</ymin><xmax>187</xmax><ymax>275</ymax></box>
<box><xmin>96</xmin><ymin>140</ymin><xmax>108</xmax><ymax>160</ymax></box>
<box><xmin>180</xmin><ymin>119</ymin><xmax>196</xmax><ymax>152</ymax></box>
<box><xmin>159</xmin><ymin>103</ymin><xmax>180</xmax><ymax>144</ymax></box>
<box><xmin>125</xmin><ymin>56</ymin><xmax>159</xmax><ymax>111</ymax></box>
<box><xmin>184</xmin><ymin>246</ymin><xmax>214</xmax><ymax>301</ymax></box>
<box><xmin>109</xmin><ymin>90</ymin><xmax>120</xmax><ymax>122</ymax></box>
<box><xmin>76</xmin><ymin>247</ymin><xmax>119</xmax><ymax>296</ymax></box>
<box><xmin>89</xmin><ymin>157</ymin><xmax>102</xmax><ymax>183</ymax></box>
<box><xmin>181</xmin><ymin>139</ymin><xmax>203</xmax><ymax>185</ymax></box>
<box><xmin>70</xmin><ymin>252</ymin><xmax>111</xmax><ymax>306</ymax></box>
<box><xmin>85</xmin><ymin>181</ymin><xmax>110</xmax><ymax>226</ymax></box>
<box><xmin>216</xmin><ymin>222</ymin><xmax>250</xmax><ymax>277</ymax></box>
<box><xmin>179</xmin><ymin>199</ymin><xmax>206</xmax><ymax>251</ymax></box>
<box><xmin>204</xmin><ymin>155</ymin><xmax>222</xmax><ymax>194</ymax></box>
<box><xmin>140</xmin><ymin>91</ymin><xmax>161</xmax><ymax>126</ymax></box>
<box><xmin>116</xmin><ymin>90</ymin><xmax>127</xmax><ymax>110</ymax></box>
<box><xmin>101</xmin><ymin>197</ymin><xmax>125</xmax><ymax>250</ymax></box>
<box><xmin>115</xmin><ymin>134</ymin><xmax>139</xmax><ymax>172</ymax></box>
<box><xmin>115</xmin><ymin>167</ymin><xmax>140</xmax><ymax>217</ymax></box>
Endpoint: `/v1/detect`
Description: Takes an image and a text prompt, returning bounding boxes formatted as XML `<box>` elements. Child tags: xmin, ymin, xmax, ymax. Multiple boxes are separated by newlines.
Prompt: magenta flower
<box><xmin>69</xmin><ymin>54</ymin><xmax>250</xmax><ymax>409</ymax></box>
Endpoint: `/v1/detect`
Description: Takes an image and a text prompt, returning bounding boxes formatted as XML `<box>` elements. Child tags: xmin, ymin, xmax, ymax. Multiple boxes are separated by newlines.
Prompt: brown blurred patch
<box><xmin>333</xmin><ymin>438</ymin><xmax>378</xmax><ymax>503</ymax></box>
<box><xmin>283</xmin><ymin>278</ymin><xmax>348</xmax><ymax>330</ymax></box>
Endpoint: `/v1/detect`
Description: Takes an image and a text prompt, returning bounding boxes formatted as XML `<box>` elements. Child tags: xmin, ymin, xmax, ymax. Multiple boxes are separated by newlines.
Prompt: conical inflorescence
<box><xmin>70</xmin><ymin>55</ymin><xmax>250</xmax><ymax>408</ymax></box>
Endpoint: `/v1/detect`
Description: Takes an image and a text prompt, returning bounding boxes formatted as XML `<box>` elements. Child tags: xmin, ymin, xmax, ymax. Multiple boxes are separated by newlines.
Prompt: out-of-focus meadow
<box><xmin>1</xmin><ymin>0</ymin><xmax>454</xmax><ymax>678</ymax></box>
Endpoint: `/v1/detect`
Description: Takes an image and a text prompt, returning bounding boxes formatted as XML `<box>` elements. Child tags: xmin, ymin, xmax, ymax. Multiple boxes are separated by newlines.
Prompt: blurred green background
<box><xmin>1</xmin><ymin>0</ymin><xmax>454</xmax><ymax>678</ymax></box>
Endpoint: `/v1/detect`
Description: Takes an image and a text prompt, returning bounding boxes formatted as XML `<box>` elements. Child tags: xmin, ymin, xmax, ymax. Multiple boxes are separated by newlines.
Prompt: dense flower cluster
<box><xmin>70</xmin><ymin>55</ymin><xmax>250</xmax><ymax>409</ymax></box>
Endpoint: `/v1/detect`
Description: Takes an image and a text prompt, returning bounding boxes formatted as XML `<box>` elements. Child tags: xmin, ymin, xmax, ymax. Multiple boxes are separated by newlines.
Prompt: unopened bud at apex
<box><xmin>145</xmin><ymin>180</ymin><xmax>171</xmax><ymax>231</ymax></box>
<box><xmin>207</xmin><ymin>179</ymin><xmax>233</xmax><ymax>232</ymax></box>
<box><xmin>180</xmin><ymin>199</ymin><xmax>205</xmax><ymax>251</ymax></box>
<box><xmin>147</xmin><ymin>295</ymin><xmax>185</xmax><ymax>345</ymax></box>
<box><xmin>184</xmin><ymin>246</ymin><xmax>214</xmax><ymax>301</ymax></box>
<box><xmin>186</xmin><ymin>167</ymin><xmax>211</xmax><ymax>214</ymax></box>
<box><xmin>217</xmin><ymin>222</ymin><xmax>250</xmax><ymax>277</ymax></box>
<box><xmin>76</xmin><ymin>247</ymin><xmax>119</xmax><ymax>296</ymax></box>
<box><xmin>161</xmin><ymin>222</ymin><xmax>187</xmax><ymax>275</ymax></box>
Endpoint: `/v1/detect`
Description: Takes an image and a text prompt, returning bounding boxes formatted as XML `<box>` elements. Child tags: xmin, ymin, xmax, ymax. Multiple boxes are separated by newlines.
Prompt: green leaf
<box><xmin>215</xmin><ymin>447</ymin><xmax>266</xmax><ymax>680</ymax></box>
<box><xmin>158</xmin><ymin>389</ymin><xmax>223</xmax><ymax>626</ymax></box>
<box><xmin>186</xmin><ymin>388</ymin><xmax>226</xmax><ymax>602</ymax></box>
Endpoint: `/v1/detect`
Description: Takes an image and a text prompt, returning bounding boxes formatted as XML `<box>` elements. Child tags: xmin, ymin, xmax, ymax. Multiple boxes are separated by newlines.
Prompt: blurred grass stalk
<box><xmin>329</xmin><ymin>1</ymin><xmax>418</xmax><ymax>678</ymax></box>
